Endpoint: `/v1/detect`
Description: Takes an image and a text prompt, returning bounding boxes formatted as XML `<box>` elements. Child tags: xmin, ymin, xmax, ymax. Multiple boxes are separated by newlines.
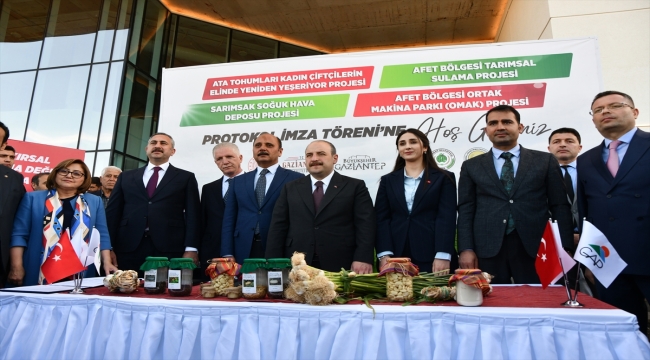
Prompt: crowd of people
<box><xmin>0</xmin><ymin>89</ymin><xmax>647</xmax><ymax>331</ymax></box>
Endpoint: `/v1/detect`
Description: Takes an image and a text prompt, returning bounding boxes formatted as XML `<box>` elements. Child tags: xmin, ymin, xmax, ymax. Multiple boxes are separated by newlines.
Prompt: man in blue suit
<box><xmin>578</xmin><ymin>90</ymin><xmax>650</xmax><ymax>333</ymax></box>
<box><xmin>221</xmin><ymin>133</ymin><xmax>303</xmax><ymax>262</ymax></box>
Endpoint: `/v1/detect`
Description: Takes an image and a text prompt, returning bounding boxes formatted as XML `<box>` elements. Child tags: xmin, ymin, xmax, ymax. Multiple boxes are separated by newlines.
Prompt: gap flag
<box><xmin>41</xmin><ymin>230</ymin><xmax>86</xmax><ymax>284</ymax></box>
<box><xmin>88</xmin><ymin>228</ymin><xmax>101</xmax><ymax>273</ymax></box>
<box><xmin>574</xmin><ymin>220</ymin><xmax>627</xmax><ymax>288</ymax></box>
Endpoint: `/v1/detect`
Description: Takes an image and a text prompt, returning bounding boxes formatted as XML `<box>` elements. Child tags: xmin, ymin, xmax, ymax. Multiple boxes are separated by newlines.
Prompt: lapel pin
<box><xmin>334</xmin><ymin>185</ymin><xmax>338</xmax><ymax>188</ymax></box>
<box><xmin>427</xmin><ymin>180</ymin><xmax>431</xmax><ymax>184</ymax></box>
<box><xmin>4</xmin><ymin>175</ymin><xmax>7</xmax><ymax>178</ymax></box>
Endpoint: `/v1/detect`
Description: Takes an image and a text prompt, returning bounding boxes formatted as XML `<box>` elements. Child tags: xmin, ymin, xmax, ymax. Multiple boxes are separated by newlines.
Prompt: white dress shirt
<box><xmin>491</xmin><ymin>144</ymin><xmax>521</xmax><ymax>177</ymax></box>
<box><xmin>310</xmin><ymin>171</ymin><xmax>335</xmax><ymax>194</ymax></box>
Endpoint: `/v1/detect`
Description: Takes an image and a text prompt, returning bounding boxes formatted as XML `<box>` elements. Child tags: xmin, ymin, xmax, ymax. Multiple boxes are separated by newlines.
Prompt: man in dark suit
<box><xmin>457</xmin><ymin>105</ymin><xmax>573</xmax><ymax>284</ymax></box>
<box><xmin>266</xmin><ymin>140</ymin><xmax>376</xmax><ymax>273</ymax></box>
<box><xmin>106</xmin><ymin>133</ymin><xmax>201</xmax><ymax>274</ymax></box>
<box><xmin>548</xmin><ymin>128</ymin><xmax>595</xmax><ymax>295</ymax></box>
<box><xmin>578</xmin><ymin>90</ymin><xmax>650</xmax><ymax>332</ymax></box>
<box><xmin>0</xmin><ymin>122</ymin><xmax>26</xmax><ymax>287</ymax></box>
<box><xmin>221</xmin><ymin>133</ymin><xmax>302</xmax><ymax>262</ymax></box>
<box><xmin>199</xmin><ymin>142</ymin><xmax>244</xmax><ymax>270</ymax></box>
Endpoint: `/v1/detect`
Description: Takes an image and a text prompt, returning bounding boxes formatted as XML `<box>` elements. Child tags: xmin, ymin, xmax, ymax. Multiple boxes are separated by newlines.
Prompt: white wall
<box><xmin>498</xmin><ymin>0</ymin><xmax>650</xmax><ymax>130</ymax></box>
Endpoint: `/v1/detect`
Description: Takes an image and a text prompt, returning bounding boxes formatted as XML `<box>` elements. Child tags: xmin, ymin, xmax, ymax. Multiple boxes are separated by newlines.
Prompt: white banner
<box><xmin>160</xmin><ymin>37</ymin><xmax>602</xmax><ymax>198</ymax></box>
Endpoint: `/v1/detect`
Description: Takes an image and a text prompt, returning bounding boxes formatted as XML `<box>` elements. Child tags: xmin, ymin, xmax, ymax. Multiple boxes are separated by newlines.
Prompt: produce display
<box><xmin>103</xmin><ymin>270</ymin><xmax>140</xmax><ymax>293</ymax></box>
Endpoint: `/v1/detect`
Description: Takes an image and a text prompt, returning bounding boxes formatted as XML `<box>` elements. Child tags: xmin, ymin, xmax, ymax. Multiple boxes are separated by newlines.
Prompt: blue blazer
<box><xmin>577</xmin><ymin>129</ymin><xmax>650</xmax><ymax>276</ymax></box>
<box><xmin>375</xmin><ymin>168</ymin><xmax>458</xmax><ymax>267</ymax></box>
<box><xmin>221</xmin><ymin>167</ymin><xmax>303</xmax><ymax>260</ymax></box>
<box><xmin>11</xmin><ymin>191</ymin><xmax>111</xmax><ymax>286</ymax></box>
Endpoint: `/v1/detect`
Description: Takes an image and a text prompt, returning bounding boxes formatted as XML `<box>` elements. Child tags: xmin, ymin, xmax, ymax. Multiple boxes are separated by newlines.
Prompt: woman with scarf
<box><xmin>8</xmin><ymin>159</ymin><xmax>118</xmax><ymax>286</ymax></box>
<box><xmin>375</xmin><ymin>129</ymin><xmax>458</xmax><ymax>274</ymax></box>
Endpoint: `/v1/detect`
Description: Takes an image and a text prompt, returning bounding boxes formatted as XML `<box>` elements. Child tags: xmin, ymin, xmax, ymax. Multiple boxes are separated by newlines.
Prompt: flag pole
<box><xmin>555</xmin><ymin>220</ymin><xmax>583</xmax><ymax>307</ymax></box>
<box><xmin>570</xmin><ymin>217</ymin><xmax>586</xmax><ymax>303</ymax></box>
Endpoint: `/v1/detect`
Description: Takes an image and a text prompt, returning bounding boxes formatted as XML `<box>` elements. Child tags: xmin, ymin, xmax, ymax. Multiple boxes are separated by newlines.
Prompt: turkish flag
<box><xmin>41</xmin><ymin>230</ymin><xmax>86</xmax><ymax>284</ymax></box>
<box><xmin>535</xmin><ymin>221</ymin><xmax>563</xmax><ymax>289</ymax></box>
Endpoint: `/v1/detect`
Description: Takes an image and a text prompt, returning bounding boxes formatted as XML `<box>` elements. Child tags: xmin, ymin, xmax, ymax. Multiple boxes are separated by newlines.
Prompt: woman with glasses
<box><xmin>375</xmin><ymin>129</ymin><xmax>458</xmax><ymax>273</ymax></box>
<box><xmin>7</xmin><ymin>159</ymin><xmax>117</xmax><ymax>286</ymax></box>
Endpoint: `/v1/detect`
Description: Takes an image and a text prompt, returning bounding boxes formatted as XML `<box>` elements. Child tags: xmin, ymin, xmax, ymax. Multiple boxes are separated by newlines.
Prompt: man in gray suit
<box><xmin>457</xmin><ymin>105</ymin><xmax>573</xmax><ymax>284</ymax></box>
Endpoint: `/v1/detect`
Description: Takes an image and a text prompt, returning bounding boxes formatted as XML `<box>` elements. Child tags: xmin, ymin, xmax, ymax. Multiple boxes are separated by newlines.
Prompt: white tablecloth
<box><xmin>1</xmin><ymin>290</ymin><xmax>649</xmax><ymax>360</ymax></box>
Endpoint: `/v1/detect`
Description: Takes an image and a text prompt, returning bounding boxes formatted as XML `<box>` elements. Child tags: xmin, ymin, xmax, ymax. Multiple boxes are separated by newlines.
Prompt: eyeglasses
<box><xmin>590</xmin><ymin>102</ymin><xmax>633</xmax><ymax>116</ymax></box>
<box><xmin>57</xmin><ymin>169</ymin><xmax>85</xmax><ymax>179</ymax></box>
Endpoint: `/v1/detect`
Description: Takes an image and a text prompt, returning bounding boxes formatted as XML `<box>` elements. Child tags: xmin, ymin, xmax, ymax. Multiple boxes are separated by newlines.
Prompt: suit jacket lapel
<box><xmin>297</xmin><ymin>177</ymin><xmax>316</xmax><ymax>215</ymax></box>
<box><xmin>411</xmin><ymin>170</ymin><xmax>435</xmax><ymax>212</ymax></box>
<box><xmin>261</xmin><ymin>167</ymin><xmax>286</xmax><ymax>208</ymax></box>
<box><xmin>317</xmin><ymin>172</ymin><xmax>345</xmax><ymax>216</ymax></box>
<box><xmin>510</xmin><ymin>147</ymin><xmax>531</xmax><ymax>196</ymax></box>
<box><xmin>0</xmin><ymin>167</ymin><xmax>11</xmax><ymax>213</ymax></box>
<box><xmin>152</xmin><ymin>164</ymin><xmax>178</xmax><ymax>197</ymax></box>
<box><xmin>480</xmin><ymin>150</ymin><xmax>508</xmax><ymax>197</ymax></box>
<box><xmin>590</xmin><ymin>141</ymin><xmax>614</xmax><ymax>184</ymax></box>
<box><xmin>135</xmin><ymin>166</ymin><xmax>149</xmax><ymax>198</ymax></box>
<box><xmin>610</xmin><ymin>131</ymin><xmax>650</xmax><ymax>189</ymax></box>
<box><xmin>246</xmin><ymin>171</ymin><xmax>257</xmax><ymax>206</ymax></box>
<box><xmin>389</xmin><ymin>171</ymin><xmax>409</xmax><ymax>214</ymax></box>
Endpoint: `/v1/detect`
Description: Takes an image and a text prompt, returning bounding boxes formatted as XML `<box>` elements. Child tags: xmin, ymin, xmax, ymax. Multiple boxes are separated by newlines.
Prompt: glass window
<box><xmin>93</xmin><ymin>0</ymin><xmax>120</xmax><ymax>62</ymax></box>
<box><xmin>133</xmin><ymin>0</ymin><xmax>168</xmax><ymax>79</ymax></box>
<box><xmin>45</xmin><ymin>0</ymin><xmax>102</xmax><ymax>37</ymax></box>
<box><xmin>123</xmin><ymin>154</ymin><xmax>145</xmax><ymax>170</ymax></box>
<box><xmin>112</xmin><ymin>151</ymin><xmax>124</xmax><ymax>169</ymax></box>
<box><xmin>163</xmin><ymin>14</ymin><xmax>177</xmax><ymax>68</ymax></box>
<box><xmin>40</xmin><ymin>33</ymin><xmax>96</xmax><ymax>68</ymax></box>
<box><xmin>85</xmin><ymin>151</ymin><xmax>96</xmax><ymax>175</ymax></box>
<box><xmin>114</xmin><ymin>64</ymin><xmax>134</xmax><ymax>153</ymax></box>
<box><xmin>0</xmin><ymin>71</ymin><xmax>36</xmax><ymax>140</ymax></box>
<box><xmin>79</xmin><ymin>64</ymin><xmax>109</xmax><ymax>150</ymax></box>
<box><xmin>173</xmin><ymin>16</ymin><xmax>228</xmax><ymax>68</ymax></box>
<box><xmin>112</xmin><ymin>0</ymin><xmax>133</xmax><ymax>61</ymax></box>
<box><xmin>98</xmin><ymin>61</ymin><xmax>124</xmax><ymax>150</ymax></box>
<box><xmin>94</xmin><ymin>151</ymin><xmax>111</xmax><ymax>176</ymax></box>
<box><xmin>0</xmin><ymin>0</ymin><xmax>50</xmax><ymax>42</ymax></box>
<box><xmin>0</xmin><ymin>0</ymin><xmax>51</xmax><ymax>72</ymax></box>
<box><xmin>279</xmin><ymin>42</ymin><xmax>321</xmax><ymax>58</ymax></box>
<box><xmin>26</xmin><ymin>65</ymin><xmax>90</xmax><ymax>148</ymax></box>
<box><xmin>229</xmin><ymin>30</ymin><xmax>277</xmax><ymax>62</ymax></box>
<box><xmin>124</xmin><ymin>70</ymin><xmax>155</xmax><ymax>160</ymax></box>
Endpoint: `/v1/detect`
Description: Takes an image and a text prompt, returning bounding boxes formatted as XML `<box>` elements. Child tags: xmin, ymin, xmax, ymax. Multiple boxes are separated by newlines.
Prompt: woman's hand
<box><xmin>7</xmin><ymin>265</ymin><xmax>25</xmax><ymax>286</ymax></box>
<box><xmin>101</xmin><ymin>250</ymin><xmax>118</xmax><ymax>275</ymax></box>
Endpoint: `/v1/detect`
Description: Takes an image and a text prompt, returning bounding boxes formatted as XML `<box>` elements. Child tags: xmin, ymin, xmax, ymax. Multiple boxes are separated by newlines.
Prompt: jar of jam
<box><xmin>266</xmin><ymin>258</ymin><xmax>291</xmax><ymax>299</ymax></box>
<box><xmin>140</xmin><ymin>256</ymin><xmax>170</xmax><ymax>295</ymax></box>
<box><xmin>241</xmin><ymin>258</ymin><xmax>268</xmax><ymax>299</ymax></box>
<box><xmin>168</xmin><ymin>258</ymin><xmax>196</xmax><ymax>296</ymax></box>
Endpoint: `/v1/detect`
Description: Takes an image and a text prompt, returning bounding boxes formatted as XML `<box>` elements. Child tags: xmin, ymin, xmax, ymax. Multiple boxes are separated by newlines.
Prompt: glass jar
<box><xmin>140</xmin><ymin>256</ymin><xmax>170</xmax><ymax>295</ymax></box>
<box><xmin>168</xmin><ymin>258</ymin><xmax>196</xmax><ymax>296</ymax></box>
<box><xmin>266</xmin><ymin>258</ymin><xmax>291</xmax><ymax>299</ymax></box>
<box><xmin>241</xmin><ymin>258</ymin><xmax>268</xmax><ymax>299</ymax></box>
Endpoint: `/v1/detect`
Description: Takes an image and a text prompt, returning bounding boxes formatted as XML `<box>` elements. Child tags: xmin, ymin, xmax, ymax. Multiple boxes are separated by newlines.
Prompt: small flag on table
<box><xmin>574</xmin><ymin>220</ymin><xmax>627</xmax><ymax>288</ymax></box>
<box><xmin>41</xmin><ymin>230</ymin><xmax>86</xmax><ymax>284</ymax></box>
<box><xmin>535</xmin><ymin>220</ymin><xmax>576</xmax><ymax>289</ymax></box>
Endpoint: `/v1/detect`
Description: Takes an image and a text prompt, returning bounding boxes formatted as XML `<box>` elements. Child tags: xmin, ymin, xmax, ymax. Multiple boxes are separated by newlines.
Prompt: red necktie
<box><xmin>607</xmin><ymin>140</ymin><xmax>621</xmax><ymax>177</ymax></box>
<box><xmin>146</xmin><ymin>167</ymin><xmax>161</xmax><ymax>198</ymax></box>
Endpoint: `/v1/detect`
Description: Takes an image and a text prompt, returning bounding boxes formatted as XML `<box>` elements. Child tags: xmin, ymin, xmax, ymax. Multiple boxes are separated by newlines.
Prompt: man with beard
<box><xmin>221</xmin><ymin>133</ymin><xmax>302</xmax><ymax>262</ymax></box>
<box><xmin>457</xmin><ymin>105</ymin><xmax>573</xmax><ymax>284</ymax></box>
<box><xmin>106</xmin><ymin>133</ymin><xmax>200</xmax><ymax>273</ymax></box>
<box><xmin>266</xmin><ymin>140</ymin><xmax>375</xmax><ymax>273</ymax></box>
<box><xmin>89</xmin><ymin>166</ymin><xmax>122</xmax><ymax>208</ymax></box>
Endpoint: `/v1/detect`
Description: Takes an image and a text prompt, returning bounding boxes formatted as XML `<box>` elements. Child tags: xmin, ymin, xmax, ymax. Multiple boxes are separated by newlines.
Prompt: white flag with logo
<box><xmin>551</xmin><ymin>221</ymin><xmax>576</xmax><ymax>273</ymax></box>
<box><xmin>88</xmin><ymin>228</ymin><xmax>102</xmax><ymax>273</ymax></box>
<box><xmin>574</xmin><ymin>220</ymin><xmax>627</xmax><ymax>288</ymax></box>
<box><xmin>70</xmin><ymin>228</ymin><xmax>89</xmax><ymax>265</ymax></box>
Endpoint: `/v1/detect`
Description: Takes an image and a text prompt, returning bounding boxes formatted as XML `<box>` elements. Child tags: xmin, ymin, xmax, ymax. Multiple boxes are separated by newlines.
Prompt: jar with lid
<box><xmin>266</xmin><ymin>258</ymin><xmax>291</xmax><ymax>299</ymax></box>
<box><xmin>241</xmin><ymin>258</ymin><xmax>268</xmax><ymax>299</ymax></box>
<box><xmin>168</xmin><ymin>258</ymin><xmax>196</xmax><ymax>296</ymax></box>
<box><xmin>140</xmin><ymin>256</ymin><xmax>170</xmax><ymax>294</ymax></box>
<box><xmin>205</xmin><ymin>258</ymin><xmax>241</xmax><ymax>296</ymax></box>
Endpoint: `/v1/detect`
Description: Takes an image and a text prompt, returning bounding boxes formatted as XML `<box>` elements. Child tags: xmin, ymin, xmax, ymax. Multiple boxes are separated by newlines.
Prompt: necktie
<box><xmin>146</xmin><ymin>167</ymin><xmax>161</xmax><ymax>198</ymax></box>
<box><xmin>607</xmin><ymin>140</ymin><xmax>621</xmax><ymax>177</ymax></box>
<box><xmin>313</xmin><ymin>181</ymin><xmax>324</xmax><ymax>213</ymax></box>
<box><xmin>223</xmin><ymin>178</ymin><xmax>233</xmax><ymax>203</ymax></box>
<box><xmin>254</xmin><ymin>169</ymin><xmax>269</xmax><ymax>234</ymax></box>
<box><xmin>561</xmin><ymin>165</ymin><xmax>575</xmax><ymax>202</ymax></box>
<box><xmin>500</xmin><ymin>152</ymin><xmax>515</xmax><ymax>234</ymax></box>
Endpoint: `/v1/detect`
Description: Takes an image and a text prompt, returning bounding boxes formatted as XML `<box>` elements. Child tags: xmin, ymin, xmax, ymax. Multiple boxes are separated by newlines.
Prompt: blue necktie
<box><xmin>223</xmin><ymin>178</ymin><xmax>233</xmax><ymax>203</ymax></box>
<box><xmin>254</xmin><ymin>169</ymin><xmax>269</xmax><ymax>234</ymax></box>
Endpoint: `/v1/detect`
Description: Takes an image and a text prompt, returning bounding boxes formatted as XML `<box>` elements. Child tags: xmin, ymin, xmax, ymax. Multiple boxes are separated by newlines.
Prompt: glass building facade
<box><xmin>0</xmin><ymin>0</ymin><xmax>321</xmax><ymax>174</ymax></box>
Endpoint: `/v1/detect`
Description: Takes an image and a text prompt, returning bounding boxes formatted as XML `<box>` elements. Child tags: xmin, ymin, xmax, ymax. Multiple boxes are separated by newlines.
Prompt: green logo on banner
<box><xmin>380</xmin><ymin>53</ymin><xmax>573</xmax><ymax>88</ymax></box>
<box><xmin>180</xmin><ymin>94</ymin><xmax>350</xmax><ymax>127</ymax></box>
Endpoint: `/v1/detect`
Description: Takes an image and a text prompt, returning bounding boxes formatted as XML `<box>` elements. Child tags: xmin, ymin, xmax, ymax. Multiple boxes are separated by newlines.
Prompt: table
<box><xmin>1</xmin><ymin>285</ymin><xmax>649</xmax><ymax>360</ymax></box>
